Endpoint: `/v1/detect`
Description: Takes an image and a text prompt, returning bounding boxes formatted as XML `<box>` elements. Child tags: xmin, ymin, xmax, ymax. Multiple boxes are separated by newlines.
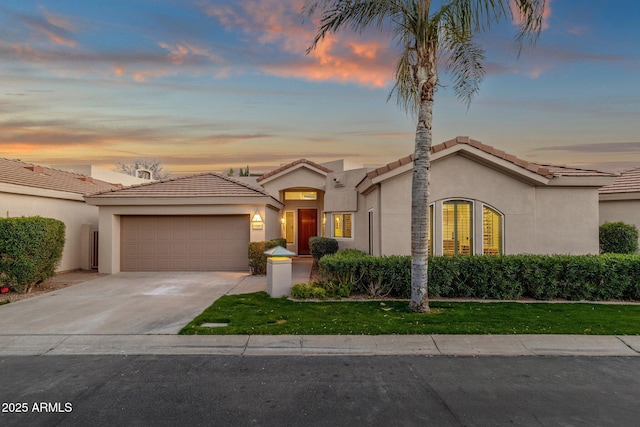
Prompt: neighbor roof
<box><xmin>257</xmin><ymin>159</ymin><xmax>333</xmax><ymax>183</ymax></box>
<box><xmin>0</xmin><ymin>158</ymin><xmax>120</xmax><ymax>195</ymax></box>
<box><xmin>86</xmin><ymin>172</ymin><xmax>275</xmax><ymax>199</ymax></box>
<box><xmin>599</xmin><ymin>167</ymin><xmax>640</xmax><ymax>194</ymax></box>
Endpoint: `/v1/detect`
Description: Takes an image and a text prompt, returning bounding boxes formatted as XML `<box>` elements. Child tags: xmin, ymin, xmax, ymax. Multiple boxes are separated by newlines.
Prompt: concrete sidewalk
<box><xmin>2</xmin><ymin>257</ymin><xmax>639</xmax><ymax>357</ymax></box>
<box><xmin>1</xmin><ymin>334</ymin><xmax>639</xmax><ymax>356</ymax></box>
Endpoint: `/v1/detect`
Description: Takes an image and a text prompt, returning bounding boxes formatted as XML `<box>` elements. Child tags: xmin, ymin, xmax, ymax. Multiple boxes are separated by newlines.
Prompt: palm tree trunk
<box><xmin>409</xmin><ymin>51</ymin><xmax>437</xmax><ymax>313</ymax></box>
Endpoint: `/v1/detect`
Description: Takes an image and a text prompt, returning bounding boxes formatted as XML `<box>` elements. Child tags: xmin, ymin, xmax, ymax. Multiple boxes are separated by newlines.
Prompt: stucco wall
<box><xmin>1</xmin><ymin>191</ymin><xmax>99</xmax><ymax>272</ymax></box>
<box><xmin>535</xmin><ymin>187</ymin><xmax>600</xmax><ymax>254</ymax></box>
<box><xmin>260</xmin><ymin>168</ymin><xmax>327</xmax><ymax>198</ymax></box>
<box><xmin>371</xmin><ymin>154</ymin><xmax>601</xmax><ymax>256</ymax></box>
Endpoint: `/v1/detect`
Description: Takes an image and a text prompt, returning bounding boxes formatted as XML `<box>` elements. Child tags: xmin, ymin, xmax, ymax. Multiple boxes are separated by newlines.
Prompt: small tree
<box><xmin>600</xmin><ymin>222</ymin><xmax>639</xmax><ymax>254</ymax></box>
<box><xmin>115</xmin><ymin>158</ymin><xmax>171</xmax><ymax>180</ymax></box>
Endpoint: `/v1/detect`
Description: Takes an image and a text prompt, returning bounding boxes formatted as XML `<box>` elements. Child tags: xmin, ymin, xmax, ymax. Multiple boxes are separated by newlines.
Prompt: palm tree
<box><xmin>305</xmin><ymin>0</ymin><xmax>546</xmax><ymax>312</ymax></box>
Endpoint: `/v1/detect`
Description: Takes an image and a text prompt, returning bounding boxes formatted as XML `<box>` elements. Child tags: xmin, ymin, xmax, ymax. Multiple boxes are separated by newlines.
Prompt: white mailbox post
<box><xmin>264</xmin><ymin>246</ymin><xmax>296</xmax><ymax>298</ymax></box>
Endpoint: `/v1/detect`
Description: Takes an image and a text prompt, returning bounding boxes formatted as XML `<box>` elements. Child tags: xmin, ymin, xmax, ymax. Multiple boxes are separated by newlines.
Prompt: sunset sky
<box><xmin>1</xmin><ymin>0</ymin><xmax>639</xmax><ymax>175</ymax></box>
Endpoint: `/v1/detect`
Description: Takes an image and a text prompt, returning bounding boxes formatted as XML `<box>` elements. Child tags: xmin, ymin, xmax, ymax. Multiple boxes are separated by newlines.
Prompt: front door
<box><xmin>297</xmin><ymin>209</ymin><xmax>317</xmax><ymax>255</ymax></box>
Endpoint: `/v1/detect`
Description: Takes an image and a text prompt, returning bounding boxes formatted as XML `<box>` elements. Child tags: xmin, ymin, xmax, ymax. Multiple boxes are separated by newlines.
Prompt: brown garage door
<box><xmin>121</xmin><ymin>215</ymin><xmax>249</xmax><ymax>271</ymax></box>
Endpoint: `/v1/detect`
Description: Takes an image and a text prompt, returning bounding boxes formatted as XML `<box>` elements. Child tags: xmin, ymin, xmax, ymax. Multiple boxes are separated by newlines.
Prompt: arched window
<box><xmin>442</xmin><ymin>200</ymin><xmax>473</xmax><ymax>256</ymax></box>
<box><xmin>482</xmin><ymin>205</ymin><xmax>503</xmax><ymax>255</ymax></box>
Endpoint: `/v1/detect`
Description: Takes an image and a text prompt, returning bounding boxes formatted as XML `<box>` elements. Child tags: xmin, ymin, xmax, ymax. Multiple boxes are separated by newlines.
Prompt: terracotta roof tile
<box><xmin>87</xmin><ymin>172</ymin><xmax>274</xmax><ymax>198</ymax></box>
<box><xmin>364</xmin><ymin>136</ymin><xmax>615</xmax><ymax>181</ymax></box>
<box><xmin>0</xmin><ymin>158</ymin><xmax>120</xmax><ymax>195</ymax></box>
<box><xmin>537</xmin><ymin>164</ymin><xmax>617</xmax><ymax>178</ymax></box>
<box><xmin>599</xmin><ymin>167</ymin><xmax>640</xmax><ymax>194</ymax></box>
<box><xmin>257</xmin><ymin>159</ymin><xmax>332</xmax><ymax>183</ymax></box>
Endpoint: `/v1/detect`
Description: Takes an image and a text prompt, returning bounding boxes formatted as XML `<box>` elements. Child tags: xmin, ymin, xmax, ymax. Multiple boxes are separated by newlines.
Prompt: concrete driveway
<box><xmin>0</xmin><ymin>272</ymin><xmax>253</xmax><ymax>335</ymax></box>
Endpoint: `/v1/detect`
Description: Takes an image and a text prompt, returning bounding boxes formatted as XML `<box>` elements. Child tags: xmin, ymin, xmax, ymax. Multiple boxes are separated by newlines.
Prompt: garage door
<box><xmin>121</xmin><ymin>215</ymin><xmax>249</xmax><ymax>271</ymax></box>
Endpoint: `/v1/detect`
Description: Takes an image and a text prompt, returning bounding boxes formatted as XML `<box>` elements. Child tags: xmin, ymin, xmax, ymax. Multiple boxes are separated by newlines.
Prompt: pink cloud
<box><xmin>511</xmin><ymin>0</ymin><xmax>552</xmax><ymax>31</ymax></box>
<box><xmin>204</xmin><ymin>0</ymin><xmax>395</xmax><ymax>88</ymax></box>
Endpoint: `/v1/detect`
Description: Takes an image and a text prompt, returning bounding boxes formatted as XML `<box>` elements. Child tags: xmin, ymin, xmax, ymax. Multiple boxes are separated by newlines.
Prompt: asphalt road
<box><xmin>1</xmin><ymin>355</ymin><xmax>638</xmax><ymax>426</ymax></box>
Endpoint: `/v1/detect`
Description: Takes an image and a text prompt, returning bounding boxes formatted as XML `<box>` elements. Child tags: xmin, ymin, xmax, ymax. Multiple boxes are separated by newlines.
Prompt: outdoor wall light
<box><xmin>251</xmin><ymin>211</ymin><xmax>264</xmax><ymax>230</ymax></box>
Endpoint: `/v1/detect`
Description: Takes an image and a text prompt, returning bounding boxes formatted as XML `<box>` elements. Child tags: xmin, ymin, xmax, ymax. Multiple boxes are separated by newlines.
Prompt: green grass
<box><xmin>180</xmin><ymin>292</ymin><xmax>640</xmax><ymax>335</ymax></box>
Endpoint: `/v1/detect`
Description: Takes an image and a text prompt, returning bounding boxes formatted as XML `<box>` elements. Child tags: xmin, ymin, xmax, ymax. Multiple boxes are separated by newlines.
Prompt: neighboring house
<box><xmin>0</xmin><ymin>159</ymin><xmax>122</xmax><ymax>272</ymax></box>
<box><xmin>54</xmin><ymin>165</ymin><xmax>152</xmax><ymax>187</ymax></box>
<box><xmin>85</xmin><ymin>136</ymin><xmax>625</xmax><ymax>274</ymax></box>
<box><xmin>599</xmin><ymin>167</ymin><xmax>640</xmax><ymax>245</ymax></box>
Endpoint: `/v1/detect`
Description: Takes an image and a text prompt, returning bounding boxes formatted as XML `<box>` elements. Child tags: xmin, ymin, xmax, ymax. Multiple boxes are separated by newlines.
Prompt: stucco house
<box><xmin>0</xmin><ymin>159</ymin><xmax>123</xmax><ymax>271</ymax></box>
<box><xmin>85</xmin><ymin>137</ymin><xmax>625</xmax><ymax>274</ymax></box>
<box><xmin>599</xmin><ymin>167</ymin><xmax>640</xmax><ymax>234</ymax></box>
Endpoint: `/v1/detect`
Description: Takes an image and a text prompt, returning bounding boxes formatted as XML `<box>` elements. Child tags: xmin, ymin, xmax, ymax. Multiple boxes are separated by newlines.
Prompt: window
<box><xmin>368</xmin><ymin>210</ymin><xmax>374</xmax><ymax>255</ymax></box>
<box><xmin>284</xmin><ymin>191</ymin><xmax>317</xmax><ymax>200</ymax></box>
<box><xmin>333</xmin><ymin>213</ymin><xmax>353</xmax><ymax>238</ymax></box>
<box><xmin>285</xmin><ymin>211</ymin><xmax>295</xmax><ymax>244</ymax></box>
<box><xmin>442</xmin><ymin>200</ymin><xmax>473</xmax><ymax>256</ymax></box>
<box><xmin>482</xmin><ymin>205</ymin><xmax>503</xmax><ymax>255</ymax></box>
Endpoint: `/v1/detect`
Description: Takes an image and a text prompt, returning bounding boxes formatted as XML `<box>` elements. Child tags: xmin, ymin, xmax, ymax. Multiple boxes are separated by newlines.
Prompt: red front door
<box><xmin>298</xmin><ymin>209</ymin><xmax>317</xmax><ymax>255</ymax></box>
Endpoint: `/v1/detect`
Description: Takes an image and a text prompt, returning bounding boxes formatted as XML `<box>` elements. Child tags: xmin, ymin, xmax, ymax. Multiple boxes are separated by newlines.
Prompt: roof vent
<box><xmin>78</xmin><ymin>176</ymin><xmax>94</xmax><ymax>183</ymax></box>
<box><xmin>25</xmin><ymin>165</ymin><xmax>45</xmax><ymax>174</ymax></box>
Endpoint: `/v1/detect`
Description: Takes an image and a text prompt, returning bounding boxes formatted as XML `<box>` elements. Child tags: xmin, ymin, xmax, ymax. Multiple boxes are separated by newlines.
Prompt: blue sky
<box><xmin>1</xmin><ymin>0</ymin><xmax>639</xmax><ymax>175</ymax></box>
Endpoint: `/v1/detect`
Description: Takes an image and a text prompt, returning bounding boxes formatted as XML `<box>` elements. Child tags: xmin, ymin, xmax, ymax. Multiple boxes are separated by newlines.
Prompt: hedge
<box><xmin>318</xmin><ymin>252</ymin><xmax>640</xmax><ymax>301</ymax></box>
<box><xmin>600</xmin><ymin>222</ymin><xmax>639</xmax><ymax>254</ymax></box>
<box><xmin>248</xmin><ymin>238</ymin><xmax>287</xmax><ymax>275</ymax></box>
<box><xmin>0</xmin><ymin>216</ymin><xmax>66</xmax><ymax>294</ymax></box>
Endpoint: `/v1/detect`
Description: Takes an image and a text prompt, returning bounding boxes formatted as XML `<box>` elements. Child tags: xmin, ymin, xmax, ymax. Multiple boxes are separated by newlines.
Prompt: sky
<box><xmin>1</xmin><ymin>0</ymin><xmax>639</xmax><ymax>176</ymax></box>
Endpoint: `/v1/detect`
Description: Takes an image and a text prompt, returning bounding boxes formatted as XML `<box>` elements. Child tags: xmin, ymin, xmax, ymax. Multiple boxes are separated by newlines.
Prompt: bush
<box><xmin>0</xmin><ymin>216</ymin><xmax>66</xmax><ymax>294</ymax></box>
<box><xmin>248</xmin><ymin>238</ymin><xmax>287</xmax><ymax>275</ymax></box>
<box><xmin>318</xmin><ymin>253</ymin><xmax>640</xmax><ymax>301</ymax></box>
<box><xmin>291</xmin><ymin>283</ymin><xmax>329</xmax><ymax>299</ymax></box>
<box><xmin>309</xmin><ymin>237</ymin><xmax>339</xmax><ymax>261</ymax></box>
<box><xmin>600</xmin><ymin>222</ymin><xmax>639</xmax><ymax>254</ymax></box>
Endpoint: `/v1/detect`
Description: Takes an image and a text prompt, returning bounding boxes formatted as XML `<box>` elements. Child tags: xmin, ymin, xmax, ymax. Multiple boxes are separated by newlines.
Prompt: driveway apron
<box><xmin>0</xmin><ymin>272</ymin><xmax>247</xmax><ymax>335</ymax></box>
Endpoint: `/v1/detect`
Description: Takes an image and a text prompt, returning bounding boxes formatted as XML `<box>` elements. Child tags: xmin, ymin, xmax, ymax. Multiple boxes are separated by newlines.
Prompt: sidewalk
<box><xmin>2</xmin><ymin>257</ymin><xmax>639</xmax><ymax>357</ymax></box>
<box><xmin>1</xmin><ymin>334</ymin><xmax>639</xmax><ymax>356</ymax></box>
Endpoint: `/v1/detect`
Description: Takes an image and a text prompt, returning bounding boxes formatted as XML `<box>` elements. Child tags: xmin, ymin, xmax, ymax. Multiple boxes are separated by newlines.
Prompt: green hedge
<box><xmin>248</xmin><ymin>238</ymin><xmax>287</xmax><ymax>275</ymax></box>
<box><xmin>0</xmin><ymin>216</ymin><xmax>66</xmax><ymax>294</ymax></box>
<box><xmin>309</xmin><ymin>236</ymin><xmax>339</xmax><ymax>261</ymax></box>
<box><xmin>600</xmin><ymin>222</ymin><xmax>639</xmax><ymax>254</ymax></box>
<box><xmin>318</xmin><ymin>252</ymin><xmax>640</xmax><ymax>301</ymax></box>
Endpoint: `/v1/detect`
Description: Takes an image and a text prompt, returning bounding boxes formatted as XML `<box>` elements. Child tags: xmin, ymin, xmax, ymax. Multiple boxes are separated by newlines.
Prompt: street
<box><xmin>1</xmin><ymin>355</ymin><xmax>638</xmax><ymax>426</ymax></box>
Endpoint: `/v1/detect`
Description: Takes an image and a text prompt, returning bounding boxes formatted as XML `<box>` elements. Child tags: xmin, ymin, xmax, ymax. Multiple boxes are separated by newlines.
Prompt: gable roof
<box><xmin>85</xmin><ymin>172</ymin><xmax>276</xmax><ymax>199</ymax></box>
<box><xmin>361</xmin><ymin>136</ymin><xmax>616</xmax><ymax>186</ymax></box>
<box><xmin>599</xmin><ymin>167</ymin><xmax>640</xmax><ymax>195</ymax></box>
<box><xmin>0</xmin><ymin>158</ymin><xmax>120</xmax><ymax>195</ymax></box>
<box><xmin>257</xmin><ymin>159</ymin><xmax>333</xmax><ymax>183</ymax></box>
<box><xmin>365</xmin><ymin>136</ymin><xmax>555</xmax><ymax>182</ymax></box>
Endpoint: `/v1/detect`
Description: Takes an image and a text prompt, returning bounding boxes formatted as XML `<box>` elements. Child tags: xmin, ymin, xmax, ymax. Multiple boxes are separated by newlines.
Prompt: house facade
<box><xmin>84</xmin><ymin>137</ymin><xmax>625</xmax><ymax>274</ymax></box>
<box><xmin>599</xmin><ymin>167</ymin><xmax>640</xmax><ymax>234</ymax></box>
<box><xmin>0</xmin><ymin>159</ymin><xmax>122</xmax><ymax>272</ymax></box>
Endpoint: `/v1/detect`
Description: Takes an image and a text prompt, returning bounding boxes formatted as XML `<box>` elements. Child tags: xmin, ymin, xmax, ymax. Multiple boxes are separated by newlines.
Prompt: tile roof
<box><xmin>257</xmin><ymin>159</ymin><xmax>333</xmax><ymax>183</ymax></box>
<box><xmin>365</xmin><ymin>136</ymin><xmax>613</xmax><ymax>181</ymax></box>
<box><xmin>599</xmin><ymin>167</ymin><xmax>640</xmax><ymax>194</ymax></box>
<box><xmin>0</xmin><ymin>158</ymin><xmax>120</xmax><ymax>195</ymax></box>
<box><xmin>86</xmin><ymin>172</ymin><xmax>274</xmax><ymax>198</ymax></box>
<box><xmin>535</xmin><ymin>164</ymin><xmax>617</xmax><ymax>178</ymax></box>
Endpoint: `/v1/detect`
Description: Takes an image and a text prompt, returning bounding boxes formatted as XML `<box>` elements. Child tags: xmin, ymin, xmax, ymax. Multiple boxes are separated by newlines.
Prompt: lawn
<box><xmin>180</xmin><ymin>292</ymin><xmax>640</xmax><ymax>335</ymax></box>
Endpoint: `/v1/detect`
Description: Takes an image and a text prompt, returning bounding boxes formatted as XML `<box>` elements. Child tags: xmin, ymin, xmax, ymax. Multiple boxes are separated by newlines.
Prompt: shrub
<box><xmin>248</xmin><ymin>238</ymin><xmax>287</xmax><ymax>275</ymax></box>
<box><xmin>309</xmin><ymin>237</ymin><xmax>339</xmax><ymax>261</ymax></box>
<box><xmin>0</xmin><ymin>216</ymin><xmax>66</xmax><ymax>293</ymax></box>
<box><xmin>318</xmin><ymin>253</ymin><xmax>640</xmax><ymax>301</ymax></box>
<box><xmin>600</xmin><ymin>222</ymin><xmax>639</xmax><ymax>254</ymax></box>
<box><xmin>291</xmin><ymin>283</ymin><xmax>328</xmax><ymax>299</ymax></box>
